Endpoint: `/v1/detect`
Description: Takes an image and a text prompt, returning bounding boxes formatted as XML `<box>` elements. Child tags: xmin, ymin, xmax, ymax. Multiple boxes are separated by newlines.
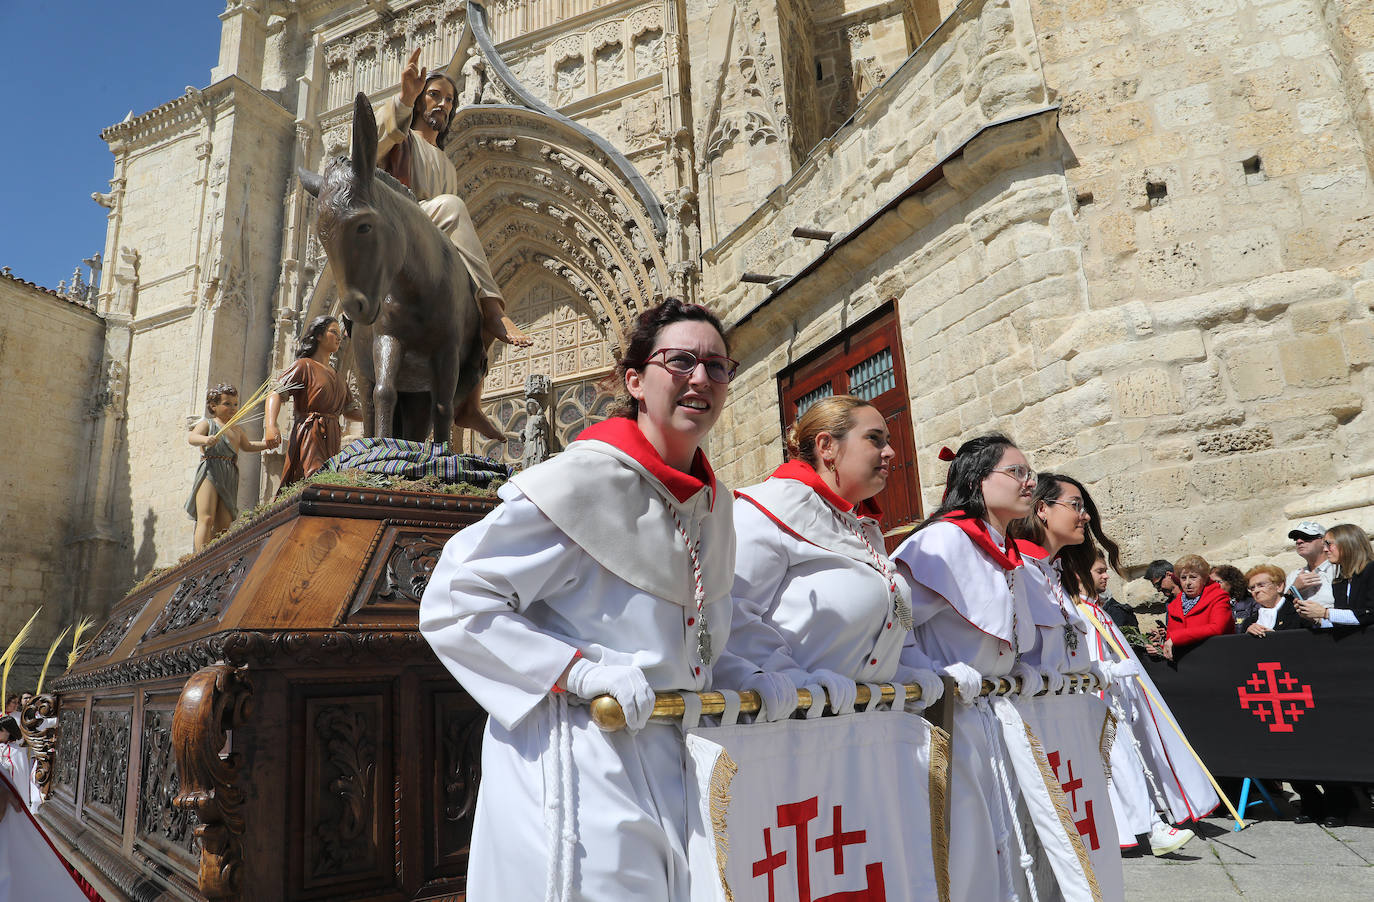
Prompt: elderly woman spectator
<box><xmin>1294</xmin><ymin>524</ymin><xmax>1374</xmax><ymax>629</ymax></box>
<box><xmin>1147</xmin><ymin>554</ymin><xmax>1233</xmax><ymax>660</ymax></box>
<box><xmin>1240</xmin><ymin>564</ymin><xmax>1305</xmax><ymax>636</ymax></box>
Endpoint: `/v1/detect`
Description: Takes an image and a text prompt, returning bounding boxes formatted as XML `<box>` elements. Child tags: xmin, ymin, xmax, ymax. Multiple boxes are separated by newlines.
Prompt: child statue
<box><xmin>186</xmin><ymin>383</ymin><xmax>280</xmax><ymax>551</ymax></box>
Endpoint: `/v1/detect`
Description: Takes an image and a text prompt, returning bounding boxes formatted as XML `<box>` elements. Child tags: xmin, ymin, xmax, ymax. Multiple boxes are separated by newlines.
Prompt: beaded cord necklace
<box><xmin>834</xmin><ymin>508</ymin><xmax>914</xmax><ymax>630</ymax></box>
<box><xmin>671</xmin><ymin>509</ymin><xmax>711</xmax><ymax>667</ymax></box>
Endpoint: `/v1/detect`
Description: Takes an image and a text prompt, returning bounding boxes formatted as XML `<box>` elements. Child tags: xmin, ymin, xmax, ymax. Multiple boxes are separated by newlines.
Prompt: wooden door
<box><xmin>777</xmin><ymin>303</ymin><xmax>922</xmax><ymax>551</ymax></box>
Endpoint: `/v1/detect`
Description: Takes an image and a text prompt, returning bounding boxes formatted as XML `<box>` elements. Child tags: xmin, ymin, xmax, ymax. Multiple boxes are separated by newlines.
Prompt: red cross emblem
<box><xmin>1237</xmin><ymin>662</ymin><xmax>1314</xmax><ymax>733</ymax></box>
<box><xmin>1048</xmin><ymin>750</ymin><xmax>1099</xmax><ymax>850</ymax></box>
<box><xmin>751</xmin><ymin>796</ymin><xmax>887</xmax><ymax>902</ymax></box>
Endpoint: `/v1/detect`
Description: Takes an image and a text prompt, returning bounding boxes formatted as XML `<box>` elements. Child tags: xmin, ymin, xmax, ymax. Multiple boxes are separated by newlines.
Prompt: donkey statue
<box><xmin>298</xmin><ymin>92</ymin><xmax>484</xmax><ymax>447</ymax></box>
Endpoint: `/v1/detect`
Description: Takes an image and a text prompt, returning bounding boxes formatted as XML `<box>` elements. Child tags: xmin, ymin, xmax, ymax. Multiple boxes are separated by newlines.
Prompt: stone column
<box><xmin>212</xmin><ymin>0</ymin><xmax>269</xmax><ymax>87</ymax></box>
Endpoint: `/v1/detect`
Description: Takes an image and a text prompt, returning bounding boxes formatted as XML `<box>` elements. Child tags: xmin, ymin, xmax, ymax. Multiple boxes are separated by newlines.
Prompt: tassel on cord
<box><xmin>980</xmin><ymin>701</ymin><xmax>1034</xmax><ymax>902</ymax></box>
<box><xmin>543</xmin><ymin>694</ymin><xmax>576</xmax><ymax>902</ymax></box>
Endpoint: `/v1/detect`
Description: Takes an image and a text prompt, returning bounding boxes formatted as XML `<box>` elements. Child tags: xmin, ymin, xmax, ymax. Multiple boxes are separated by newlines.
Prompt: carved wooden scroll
<box><xmin>19</xmin><ymin>693</ymin><xmax>58</xmax><ymax>799</ymax></box>
<box><xmin>172</xmin><ymin>664</ymin><xmax>253</xmax><ymax>900</ymax></box>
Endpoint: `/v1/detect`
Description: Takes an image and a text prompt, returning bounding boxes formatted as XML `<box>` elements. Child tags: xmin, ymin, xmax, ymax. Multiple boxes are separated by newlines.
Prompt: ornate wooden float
<box><xmin>35</xmin><ymin>484</ymin><xmax>499</xmax><ymax>901</ymax></box>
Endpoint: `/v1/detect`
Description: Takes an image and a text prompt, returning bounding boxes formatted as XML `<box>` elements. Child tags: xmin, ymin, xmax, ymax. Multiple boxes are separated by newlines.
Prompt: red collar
<box><xmin>1014</xmin><ymin>538</ymin><xmax>1051</xmax><ymax>561</ymax></box>
<box><xmin>770</xmin><ymin>459</ymin><xmax>883</xmax><ymax>520</ymax></box>
<box><xmin>576</xmin><ymin>417</ymin><xmax>716</xmax><ymax>505</ymax></box>
<box><xmin>940</xmin><ymin>511</ymin><xmax>1024</xmax><ymax>570</ymax></box>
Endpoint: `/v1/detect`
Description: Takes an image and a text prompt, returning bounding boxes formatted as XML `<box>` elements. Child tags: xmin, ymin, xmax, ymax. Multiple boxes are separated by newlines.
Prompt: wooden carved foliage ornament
<box><xmin>172</xmin><ymin>663</ymin><xmax>254</xmax><ymax>900</ymax></box>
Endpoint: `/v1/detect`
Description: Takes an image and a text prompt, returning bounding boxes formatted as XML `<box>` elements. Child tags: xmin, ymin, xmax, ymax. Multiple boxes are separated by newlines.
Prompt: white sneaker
<box><xmin>1149</xmin><ymin>821</ymin><xmax>1194</xmax><ymax>856</ymax></box>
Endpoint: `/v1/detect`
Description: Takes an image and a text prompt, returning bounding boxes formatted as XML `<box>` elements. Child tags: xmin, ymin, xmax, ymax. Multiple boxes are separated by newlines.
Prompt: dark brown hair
<box><xmin>1009</xmin><ymin>472</ymin><xmax>1122</xmax><ymax>598</ymax></box>
<box><xmin>296</xmin><ymin>315</ymin><xmax>340</xmax><ymax>359</ymax></box>
<box><xmin>412</xmin><ymin>71</ymin><xmax>459</xmax><ymax>149</ymax></box>
<box><xmin>205</xmin><ymin>383</ymin><xmax>239</xmax><ymax>416</ymax></box>
<box><xmin>913</xmin><ymin>433</ymin><xmax>1019</xmax><ymax>533</ymax></box>
<box><xmin>609</xmin><ymin>298</ymin><xmax>729</xmax><ymax>418</ymax></box>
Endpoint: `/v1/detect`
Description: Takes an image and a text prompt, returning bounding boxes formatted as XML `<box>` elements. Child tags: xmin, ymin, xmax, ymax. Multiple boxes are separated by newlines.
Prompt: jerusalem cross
<box><xmin>1047</xmin><ymin>749</ymin><xmax>1100</xmax><ymax>851</ymax></box>
<box><xmin>751</xmin><ymin>795</ymin><xmax>887</xmax><ymax>902</ymax></box>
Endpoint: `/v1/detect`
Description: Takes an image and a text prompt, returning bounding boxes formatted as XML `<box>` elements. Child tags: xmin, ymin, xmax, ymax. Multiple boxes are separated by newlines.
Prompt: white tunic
<box><xmin>1079</xmin><ymin>598</ymin><xmax>1220</xmax><ymax>828</ymax></box>
<box><xmin>1017</xmin><ymin>547</ymin><xmax>1094</xmax><ymax>678</ymax></box>
<box><xmin>893</xmin><ymin>519</ymin><xmax>1059</xmax><ymax>902</ymax></box>
<box><xmin>419</xmin><ymin>420</ymin><xmax>738</xmax><ymax>900</ymax></box>
<box><xmin>727</xmin><ymin>466</ymin><xmax>913</xmax><ymax>682</ymax></box>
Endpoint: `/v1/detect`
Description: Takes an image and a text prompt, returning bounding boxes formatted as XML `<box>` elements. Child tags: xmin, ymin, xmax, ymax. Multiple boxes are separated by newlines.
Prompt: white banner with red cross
<box><xmin>1003</xmin><ymin>693</ymin><xmax>1124</xmax><ymax>902</ymax></box>
<box><xmin>684</xmin><ymin>705</ymin><xmax>949</xmax><ymax>902</ymax></box>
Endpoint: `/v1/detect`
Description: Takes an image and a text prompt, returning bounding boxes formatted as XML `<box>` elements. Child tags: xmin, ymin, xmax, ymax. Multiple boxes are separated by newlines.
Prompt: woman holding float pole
<box><xmin>891</xmin><ymin>435</ymin><xmax>1086</xmax><ymax>902</ymax></box>
<box><xmin>419</xmin><ymin>299</ymin><xmax>751</xmax><ymax>900</ymax></box>
<box><xmin>723</xmin><ymin>394</ymin><xmax>943</xmax><ymax>718</ymax></box>
<box><xmin>1011</xmin><ymin>475</ymin><xmax>1207</xmax><ymax>857</ymax></box>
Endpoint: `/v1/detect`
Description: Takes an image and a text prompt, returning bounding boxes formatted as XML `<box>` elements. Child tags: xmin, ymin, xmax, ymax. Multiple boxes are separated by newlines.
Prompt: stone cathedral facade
<box><xmin>5</xmin><ymin>0</ymin><xmax>1374</xmax><ymax>650</ymax></box>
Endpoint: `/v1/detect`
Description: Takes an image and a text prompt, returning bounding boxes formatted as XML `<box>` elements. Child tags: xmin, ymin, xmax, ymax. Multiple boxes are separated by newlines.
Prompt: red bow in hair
<box><xmin>937</xmin><ymin>446</ymin><xmax>956</xmax><ymax>461</ymax></box>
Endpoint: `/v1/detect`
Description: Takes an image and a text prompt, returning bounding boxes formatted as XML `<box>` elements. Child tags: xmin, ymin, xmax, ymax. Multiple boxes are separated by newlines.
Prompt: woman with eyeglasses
<box><xmin>890</xmin><ymin>435</ymin><xmax>1088</xmax><ymax>901</ymax></box>
<box><xmin>721</xmin><ymin>395</ymin><xmax>943</xmax><ymax>721</ymax></box>
<box><xmin>1012</xmin><ymin>474</ymin><xmax>1215</xmax><ymax>856</ymax></box>
<box><xmin>1293</xmin><ymin>525</ymin><xmax>1374</xmax><ymax>629</ymax></box>
<box><xmin>420</xmin><ymin>298</ymin><xmax>752</xmax><ymax>899</ymax></box>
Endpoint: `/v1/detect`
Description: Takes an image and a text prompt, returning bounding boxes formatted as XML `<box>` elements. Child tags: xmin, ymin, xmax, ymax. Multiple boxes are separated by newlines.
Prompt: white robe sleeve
<box><xmin>717</xmin><ymin>502</ymin><xmax>808</xmax><ymax>686</ymax></box>
<box><xmin>419</xmin><ymin>487</ymin><xmax>584</xmax><ymax>731</ymax></box>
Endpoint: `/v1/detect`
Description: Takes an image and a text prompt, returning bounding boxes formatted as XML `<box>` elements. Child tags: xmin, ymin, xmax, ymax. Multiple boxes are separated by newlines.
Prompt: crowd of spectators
<box><xmin>1103</xmin><ymin>520</ymin><xmax>1374</xmax><ymax>828</ymax></box>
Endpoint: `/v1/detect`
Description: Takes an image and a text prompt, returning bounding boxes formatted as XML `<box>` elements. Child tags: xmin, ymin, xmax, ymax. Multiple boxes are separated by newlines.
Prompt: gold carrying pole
<box><xmin>1076</xmin><ymin>602</ymin><xmax>1246</xmax><ymax>829</ymax></box>
<box><xmin>589</xmin><ymin>672</ymin><xmax>1105</xmax><ymax>732</ymax></box>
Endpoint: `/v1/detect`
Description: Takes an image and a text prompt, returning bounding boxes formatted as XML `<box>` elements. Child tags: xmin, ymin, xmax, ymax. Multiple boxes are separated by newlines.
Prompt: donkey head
<box><xmin>299</xmin><ymin>92</ymin><xmax>402</xmax><ymax>326</ymax></box>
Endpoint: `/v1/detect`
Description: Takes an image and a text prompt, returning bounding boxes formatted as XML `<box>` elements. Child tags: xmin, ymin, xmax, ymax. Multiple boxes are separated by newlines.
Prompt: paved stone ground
<box><xmin>1123</xmin><ymin>790</ymin><xmax>1374</xmax><ymax>900</ymax></box>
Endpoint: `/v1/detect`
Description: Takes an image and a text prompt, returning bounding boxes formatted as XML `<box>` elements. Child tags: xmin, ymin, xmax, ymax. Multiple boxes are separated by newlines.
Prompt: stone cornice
<box><xmin>100</xmin><ymin>76</ymin><xmax>292</xmax><ymax>153</ymax></box>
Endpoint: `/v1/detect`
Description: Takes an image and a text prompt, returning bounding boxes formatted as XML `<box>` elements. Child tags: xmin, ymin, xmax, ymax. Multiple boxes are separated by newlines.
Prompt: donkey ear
<box><xmin>351</xmin><ymin>92</ymin><xmax>378</xmax><ymax>187</ymax></box>
<box><xmin>297</xmin><ymin>167</ymin><xmax>322</xmax><ymax>198</ymax></box>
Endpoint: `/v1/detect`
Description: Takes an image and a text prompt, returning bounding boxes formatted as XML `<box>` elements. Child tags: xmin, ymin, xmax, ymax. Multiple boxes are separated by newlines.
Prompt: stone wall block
<box><xmin>1138</xmin><ymin>242</ymin><xmax>1204</xmax><ymax>294</ymax></box>
<box><xmin>1207</xmin><ymin>226</ymin><xmax>1284</xmax><ymax>284</ymax></box>
<box><xmin>1020</xmin><ymin>361</ymin><xmax>1072</xmax><ymax>407</ymax></box>
<box><xmin>1112</xmin><ymin>367</ymin><xmax>1183</xmax><ymax>418</ymax></box>
<box><xmin>1068</xmin><ymin>328</ymin><xmax>1206</xmax><ymax>383</ymax></box>
<box><xmin>1278</xmin><ymin>333</ymin><xmax>1349</xmax><ymax>386</ymax></box>
<box><xmin>1340</xmin><ymin>319</ymin><xmax>1374</xmax><ymax>368</ymax></box>
<box><xmin>1196</xmin><ymin>425</ymin><xmax>1275</xmax><ymax>456</ymax></box>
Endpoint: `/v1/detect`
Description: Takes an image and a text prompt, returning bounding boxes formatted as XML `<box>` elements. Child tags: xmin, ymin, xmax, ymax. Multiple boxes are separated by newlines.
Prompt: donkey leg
<box><xmin>430</xmin><ymin>347</ymin><xmax>460</xmax><ymax>447</ymax></box>
<box><xmin>372</xmin><ymin>334</ymin><xmax>403</xmax><ymax>439</ymax></box>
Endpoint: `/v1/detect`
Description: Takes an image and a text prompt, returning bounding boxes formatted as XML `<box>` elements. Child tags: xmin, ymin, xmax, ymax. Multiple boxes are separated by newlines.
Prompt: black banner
<box><xmin>1140</xmin><ymin>627</ymin><xmax>1374</xmax><ymax>782</ymax></box>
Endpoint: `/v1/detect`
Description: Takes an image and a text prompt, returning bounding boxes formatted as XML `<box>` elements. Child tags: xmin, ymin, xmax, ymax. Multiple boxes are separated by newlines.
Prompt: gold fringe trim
<box><xmin>927</xmin><ymin>725</ymin><xmax>953</xmax><ymax>902</ymax></box>
<box><xmin>709</xmin><ymin>749</ymin><xmax>739</xmax><ymax>901</ymax></box>
<box><xmin>1099</xmin><ymin>709</ymin><xmax>1117</xmax><ymax>785</ymax></box>
<box><xmin>1024</xmin><ymin>722</ymin><xmax>1103</xmax><ymax>902</ymax></box>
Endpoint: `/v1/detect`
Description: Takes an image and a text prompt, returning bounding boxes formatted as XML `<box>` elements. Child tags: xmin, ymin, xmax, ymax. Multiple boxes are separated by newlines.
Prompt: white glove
<box><xmin>1043</xmin><ymin>668</ymin><xmax>1067</xmax><ymax>695</ymax></box>
<box><xmin>899</xmin><ymin>668</ymin><xmax>945</xmax><ymax>710</ymax></box>
<box><xmin>565</xmin><ymin>659</ymin><xmax>656</xmax><ymax>732</ymax></box>
<box><xmin>1088</xmin><ymin>660</ymin><xmax>1114</xmax><ymax>690</ymax></box>
<box><xmin>942</xmin><ymin>663</ymin><xmax>983</xmax><ymax>705</ymax></box>
<box><xmin>803</xmin><ymin>669</ymin><xmax>858</xmax><ymax>715</ymax></box>
<box><xmin>1108</xmin><ymin>659</ymin><xmax>1140</xmax><ymax>681</ymax></box>
<box><xmin>742</xmin><ymin>671</ymin><xmax>799</xmax><ymax>722</ymax></box>
<box><xmin>1011</xmin><ymin>662</ymin><xmax>1045</xmax><ymax>698</ymax></box>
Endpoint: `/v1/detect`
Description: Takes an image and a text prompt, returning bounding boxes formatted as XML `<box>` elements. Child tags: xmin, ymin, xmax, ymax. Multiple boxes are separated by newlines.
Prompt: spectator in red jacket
<box><xmin>1157</xmin><ymin>554</ymin><xmax>1234</xmax><ymax>659</ymax></box>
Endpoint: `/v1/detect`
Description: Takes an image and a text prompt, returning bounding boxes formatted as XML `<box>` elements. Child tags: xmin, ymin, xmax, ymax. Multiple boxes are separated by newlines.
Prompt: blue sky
<box><xmin>0</xmin><ymin>3</ymin><xmax>221</xmax><ymax>290</ymax></box>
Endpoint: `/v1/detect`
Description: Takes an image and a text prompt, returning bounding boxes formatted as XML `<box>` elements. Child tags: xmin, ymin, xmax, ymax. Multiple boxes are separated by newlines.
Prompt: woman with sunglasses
<box><xmin>420</xmin><ymin>299</ymin><xmax>751</xmax><ymax>899</ymax></box>
<box><xmin>722</xmin><ymin>395</ymin><xmax>943</xmax><ymax>721</ymax></box>
<box><xmin>1012</xmin><ymin>474</ymin><xmax>1215</xmax><ymax>856</ymax></box>
<box><xmin>891</xmin><ymin>435</ymin><xmax>1089</xmax><ymax>901</ymax></box>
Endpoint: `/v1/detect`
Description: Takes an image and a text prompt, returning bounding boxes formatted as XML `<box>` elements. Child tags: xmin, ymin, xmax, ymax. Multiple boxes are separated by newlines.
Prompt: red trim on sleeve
<box><xmin>551</xmin><ymin>649</ymin><xmax>583</xmax><ymax>694</ymax></box>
